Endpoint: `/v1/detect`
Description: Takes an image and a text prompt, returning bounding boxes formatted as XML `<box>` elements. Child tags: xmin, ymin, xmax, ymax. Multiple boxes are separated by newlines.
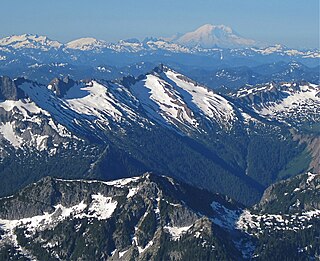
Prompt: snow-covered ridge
<box><xmin>66</xmin><ymin>37</ymin><xmax>108</xmax><ymax>51</ymax></box>
<box><xmin>0</xmin><ymin>171</ymin><xmax>319</xmax><ymax>259</ymax></box>
<box><xmin>8</xmin><ymin>67</ymin><xmax>239</xmax><ymax>139</ymax></box>
<box><xmin>144</xmin><ymin>40</ymin><xmax>191</xmax><ymax>53</ymax></box>
<box><xmin>164</xmin><ymin>68</ymin><xmax>237</xmax><ymax>127</ymax></box>
<box><xmin>258</xmin><ymin>83</ymin><xmax>320</xmax><ymax>114</ymax></box>
<box><xmin>0</xmin><ymin>67</ymin><xmax>317</xmax><ymax>155</ymax></box>
<box><xmin>210</xmin><ymin>195</ymin><xmax>320</xmax><ymax>236</ymax></box>
<box><xmin>130</xmin><ymin>73</ymin><xmax>199</xmax><ymax>129</ymax></box>
<box><xmin>55</xmin><ymin>175</ymin><xmax>141</xmax><ymax>188</ymax></box>
<box><xmin>251</xmin><ymin>44</ymin><xmax>285</xmax><ymax>55</ymax></box>
<box><xmin>235</xmin><ymin>82</ymin><xmax>277</xmax><ymax>98</ymax></box>
<box><xmin>0</xmin><ymin>194</ymin><xmax>117</xmax><ymax>252</ymax></box>
<box><xmin>235</xmin><ymin>82</ymin><xmax>320</xmax><ymax>125</ymax></box>
<box><xmin>0</xmin><ymin>174</ymin><xmax>155</xmax><ymax>256</ymax></box>
<box><xmin>5</xmin><ymin>68</ymin><xmax>242</xmax><ymax>151</ymax></box>
<box><xmin>64</xmin><ymin>81</ymin><xmax>125</xmax><ymax>122</ymax></box>
<box><xmin>0</xmin><ymin>98</ymin><xmax>74</xmax><ymax>153</ymax></box>
<box><xmin>17</xmin><ymin>79</ymin><xmax>148</xmax><ymax>136</ymax></box>
<box><xmin>237</xmin><ymin>209</ymin><xmax>320</xmax><ymax>235</ymax></box>
<box><xmin>130</xmin><ymin>66</ymin><xmax>237</xmax><ymax>130</ymax></box>
<box><xmin>0</xmin><ymin>173</ymin><xmax>196</xmax><ymax>258</ymax></box>
<box><xmin>235</xmin><ymin>82</ymin><xmax>320</xmax><ymax>99</ymax></box>
<box><xmin>208</xmin><ymin>172</ymin><xmax>320</xmax><ymax>237</ymax></box>
<box><xmin>0</xmin><ymin>31</ymin><xmax>318</xmax><ymax>57</ymax></box>
<box><xmin>0</xmin><ymin>34</ymin><xmax>62</xmax><ymax>50</ymax></box>
<box><xmin>252</xmin><ymin>44</ymin><xmax>320</xmax><ymax>58</ymax></box>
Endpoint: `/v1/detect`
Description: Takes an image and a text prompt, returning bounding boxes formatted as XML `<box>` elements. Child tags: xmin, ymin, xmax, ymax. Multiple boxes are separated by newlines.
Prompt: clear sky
<box><xmin>1</xmin><ymin>0</ymin><xmax>319</xmax><ymax>49</ymax></box>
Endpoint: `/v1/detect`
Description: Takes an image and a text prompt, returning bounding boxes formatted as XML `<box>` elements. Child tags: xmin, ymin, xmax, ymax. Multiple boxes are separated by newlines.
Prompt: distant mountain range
<box><xmin>0</xmin><ymin>26</ymin><xmax>318</xmax><ymax>91</ymax></box>
<box><xmin>0</xmin><ymin>24</ymin><xmax>319</xmax><ymax>54</ymax></box>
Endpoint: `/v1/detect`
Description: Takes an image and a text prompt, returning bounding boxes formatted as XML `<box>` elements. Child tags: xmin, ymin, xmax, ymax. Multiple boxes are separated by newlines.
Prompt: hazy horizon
<box><xmin>1</xmin><ymin>0</ymin><xmax>319</xmax><ymax>49</ymax></box>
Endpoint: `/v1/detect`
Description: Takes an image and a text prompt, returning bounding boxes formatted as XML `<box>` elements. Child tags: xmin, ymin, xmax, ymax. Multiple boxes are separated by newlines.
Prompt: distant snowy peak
<box><xmin>0</xmin><ymin>34</ymin><xmax>62</xmax><ymax>50</ymax></box>
<box><xmin>0</xmin><ymin>32</ymin><xmax>318</xmax><ymax>58</ymax></box>
<box><xmin>252</xmin><ymin>44</ymin><xmax>320</xmax><ymax>58</ymax></box>
<box><xmin>251</xmin><ymin>44</ymin><xmax>285</xmax><ymax>55</ymax></box>
<box><xmin>103</xmin><ymin>39</ymin><xmax>191</xmax><ymax>53</ymax></box>
<box><xmin>66</xmin><ymin>37</ymin><xmax>108</xmax><ymax>51</ymax></box>
<box><xmin>107</xmin><ymin>40</ymin><xmax>144</xmax><ymax>52</ymax></box>
<box><xmin>172</xmin><ymin>24</ymin><xmax>257</xmax><ymax>49</ymax></box>
<box><xmin>144</xmin><ymin>39</ymin><xmax>191</xmax><ymax>53</ymax></box>
<box><xmin>235</xmin><ymin>82</ymin><xmax>320</xmax><ymax>100</ymax></box>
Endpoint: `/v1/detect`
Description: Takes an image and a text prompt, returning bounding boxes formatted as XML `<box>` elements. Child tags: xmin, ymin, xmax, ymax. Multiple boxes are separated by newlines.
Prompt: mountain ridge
<box><xmin>0</xmin><ymin>34</ymin><xmax>63</xmax><ymax>50</ymax></box>
<box><xmin>0</xmin><ymin>65</ymin><xmax>317</xmax><ymax>205</ymax></box>
<box><xmin>0</xmin><ymin>172</ymin><xmax>319</xmax><ymax>260</ymax></box>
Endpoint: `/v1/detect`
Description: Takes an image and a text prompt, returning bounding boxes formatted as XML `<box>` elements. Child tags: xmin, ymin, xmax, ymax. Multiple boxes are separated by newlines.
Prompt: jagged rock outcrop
<box><xmin>0</xmin><ymin>76</ymin><xmax>25</xmax><ymax>101</ymax></box>
<box><xmin>48</xmin><ymin>76</ymin><xmax>76</xmax><ymax>97</ymax></box>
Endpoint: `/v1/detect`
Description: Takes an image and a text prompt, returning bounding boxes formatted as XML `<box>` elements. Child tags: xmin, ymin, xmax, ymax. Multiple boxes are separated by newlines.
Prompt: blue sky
<box><xmin>1</xmin><ymin>0</ymin><xmax>319</xmax><ymax>48</ymax></box>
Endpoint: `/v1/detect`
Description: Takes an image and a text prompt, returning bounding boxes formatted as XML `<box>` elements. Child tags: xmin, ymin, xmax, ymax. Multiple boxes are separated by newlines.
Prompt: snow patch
<box><xmin>0</xmin><ymin>122</ymin><xmax>23</xmax><ymax>147</ymax></box>
<box><xmin>127</xmin><ymin>187</ymin><xmax>139</xmax><ymax>198</ymax></box>
<box><xmin>87</xmin><ymin>194</ymin><xmax>117</xmax><ymax>220</ymax></box>
<box><xmin>306</xmin><ymin>172</ymin><xmax>317</xmax><ymax>184</ymax></box>
<box><xmin>164</xmin><ymin>225</ymin><xmax>192</xmax><ymax>240</ymax></box>
<box><xmin>56</xmin><ymin>176</ymin><xmax>141</xmax><ymax>188</ymax></box>
<box><xmin>211</xmin><ymin>201</ymin><xmax>242</xmax><ymax>230</ymax></box>
<box><xmin>119</xmin><ymin>249</ymin><xmax>128</xmax><ymax>258</ymax></box>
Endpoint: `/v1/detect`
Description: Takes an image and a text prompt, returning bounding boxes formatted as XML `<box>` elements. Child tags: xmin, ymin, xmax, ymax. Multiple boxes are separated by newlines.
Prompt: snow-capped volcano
<box><xmin>0</xmin><ymin>34</ymin><xmax>63</xmax><ymax>50</ymax></box>
<box><xmin>171</xmin><ymin>24</ymin><xmax>257</xmax><ymax>49</ymax></box>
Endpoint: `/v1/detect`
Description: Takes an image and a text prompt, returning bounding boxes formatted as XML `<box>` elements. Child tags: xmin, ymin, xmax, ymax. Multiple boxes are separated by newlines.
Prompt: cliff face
<box><xmin>308</xmin><ymin>136</ymin><xmax>320</xmax><ymax>173</ymax></box>
<box><xmin>48</xmin><ymin>76</ymin><xmax>76</xmax><ymax>97</ymax></box>
<box><xmin>292</xmin><ymin>130</ymin><xmax>320</xmax><ymax>173</ymax></box>
<box><xmin>0</xmin><ymin>76</ymin><xmax>25</xmax><ymax>101</ymax></box>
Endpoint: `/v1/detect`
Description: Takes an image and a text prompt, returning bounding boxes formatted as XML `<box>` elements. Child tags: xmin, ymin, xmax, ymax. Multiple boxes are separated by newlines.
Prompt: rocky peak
<box><xmin>0</xmin><ymin>76</ymin><xmax>25</xmax><ymax>101</ymax></box>
<box><xmin>48</xmin><ymin>76</ymin><xmax>76</xmax><ymax>97</ymax></box>
<box><xmin>151</xmin><ymin>64</ymin><xmax>167</xmax><ymax>74</ymax></box>
<box><xmin>115</xmin><ymin>75</ymin><xmax>137</xmax><ymax>87</ymax></box>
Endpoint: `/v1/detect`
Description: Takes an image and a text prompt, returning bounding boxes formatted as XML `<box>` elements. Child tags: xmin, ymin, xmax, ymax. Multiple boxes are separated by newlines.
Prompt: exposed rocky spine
<box><xmin>0</xmin><ymin>76</ymin><xmax>25</xmax><ymax>101</ymax></box>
